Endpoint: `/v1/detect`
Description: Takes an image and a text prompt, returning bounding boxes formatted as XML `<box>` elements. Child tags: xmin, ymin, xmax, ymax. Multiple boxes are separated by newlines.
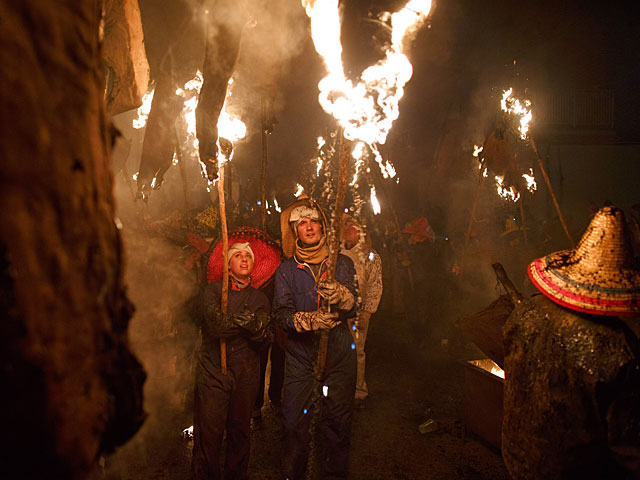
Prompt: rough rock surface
<box><xmin>502</xmin><ymin>293</ymin><xmax>640</xmax><ymax>479</ymax></box>
<box><xmin>0</xmin><ymin>2</ymin><xmax>145</xmax><ymax>478</ymax></box>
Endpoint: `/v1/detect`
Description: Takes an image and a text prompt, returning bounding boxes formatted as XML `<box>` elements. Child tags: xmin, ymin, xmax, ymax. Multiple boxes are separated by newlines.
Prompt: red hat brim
<box><xmin>207</xmin><ymin>227</ymin><xmax>281</xmax><ymax>289</ymax></box>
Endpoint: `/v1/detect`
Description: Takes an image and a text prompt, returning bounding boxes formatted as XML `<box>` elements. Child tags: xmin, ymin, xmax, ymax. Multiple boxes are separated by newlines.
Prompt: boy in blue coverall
<box><xmin>273</xmin><ymin>200</ymin><xmax>357</xmax><ymax>479</ymax></box>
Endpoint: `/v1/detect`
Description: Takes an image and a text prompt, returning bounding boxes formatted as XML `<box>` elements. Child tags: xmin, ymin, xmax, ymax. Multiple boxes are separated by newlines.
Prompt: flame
<box><xmin>302</xmin><ymin>0</ymin><xmax>431</xmax><ymax>178</ymax></box>
<box><xmin>132</xmin><ymin>87</ymin><xmax>155</xmax><ymax>129</ymax></box>
<box><xmin>501</xmin><ymin>88</ymin><xmax>532</xmax><ymax>140</ymax></box>
<box><xmin>175</xmin><ymin>72</ymin><xmax>246</xmax><ymax>178</ymax></box>
<box><xmin>175</xmin><ymin>71</ymin><xmax>203</xmax><ymax>169</ymax></box>
<box><xmin>495</xmin><ymin>175</ymin><xmax>520</xmax><ymax>202</ymax></box>
<box><xmin>370</xmin><ymin>185</ymin><xmax>381</xmax><ymax>214</ymax></box>
<box><xmin>216</xmin><ymin>78</ymin><xmax>246</xmax><ymax>166</ymax></box>
<box><xmin>294</xmin><ymin>183</ymin><xmax>304</xmax><ymax>197</ymax></box>
<box><xmin>522</xmin><ymin>168</ymin><xmax>537</xmax><ymax>193</ymax></box>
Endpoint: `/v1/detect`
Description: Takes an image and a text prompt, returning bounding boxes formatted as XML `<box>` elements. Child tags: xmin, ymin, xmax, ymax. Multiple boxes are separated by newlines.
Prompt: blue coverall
<box><xmin>273</xmin><ymin>254</ymin><xmax>357</xmax><ymax>479</ymax></box>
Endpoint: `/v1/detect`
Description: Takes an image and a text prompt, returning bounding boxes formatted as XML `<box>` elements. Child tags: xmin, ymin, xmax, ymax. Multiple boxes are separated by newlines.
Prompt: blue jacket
<box><xmin>273</xmin><ymin>254</ymin><xmax>357</xmax><ymax>369</ymax></box>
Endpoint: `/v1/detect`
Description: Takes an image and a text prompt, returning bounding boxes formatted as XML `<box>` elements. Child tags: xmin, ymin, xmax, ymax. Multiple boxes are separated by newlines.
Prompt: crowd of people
<box><xmin>191</xmin><ymin>197</ymin><xmax>383</xmax><ymax>480</ymax></box>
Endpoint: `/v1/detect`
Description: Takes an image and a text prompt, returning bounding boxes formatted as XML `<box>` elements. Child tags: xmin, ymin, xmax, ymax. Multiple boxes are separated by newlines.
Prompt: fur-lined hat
<box><xmin>280</xmin><ymin>196</ymin><xmax>328</xmax><ymax>259</ymax></box>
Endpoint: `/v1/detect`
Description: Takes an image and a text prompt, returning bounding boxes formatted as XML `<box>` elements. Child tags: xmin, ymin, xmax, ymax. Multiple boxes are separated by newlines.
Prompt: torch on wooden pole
<box><xmin>217</xmin><ymin>161</ymin><xmax>229</xmax><ymax>375</ymax></box>
<box><xmin>529</xmin><ymin>136</ymin><xmax>575</xmax><ymax>247</ymax></box>
<box><xmin>314</xmin><ymin>132</ymin><xmax>351</xmax><ymax>382</ymax></box>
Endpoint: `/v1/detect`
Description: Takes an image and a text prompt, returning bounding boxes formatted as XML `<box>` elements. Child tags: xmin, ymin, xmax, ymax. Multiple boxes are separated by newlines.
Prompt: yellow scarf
<box><xmin>295</xmin><ymin>235</ymin><xmax>329</xmax><ymax>265</ymax></box>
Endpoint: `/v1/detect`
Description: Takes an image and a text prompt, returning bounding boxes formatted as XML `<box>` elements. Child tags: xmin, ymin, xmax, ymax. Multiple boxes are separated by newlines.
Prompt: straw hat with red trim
<box><xmin>280</xmin><ymin>196</ymin><xmax>328</xmax><ymax>259</ymax></box>
<box><xmin>207</xmin><ymin>227</ymin><xmax>281</xmax><ymax>288</ymax></box>
<box><xmin>528</xmin><ymin>206</ymin><xmax>640</xmax><ymax>317</ymax></box>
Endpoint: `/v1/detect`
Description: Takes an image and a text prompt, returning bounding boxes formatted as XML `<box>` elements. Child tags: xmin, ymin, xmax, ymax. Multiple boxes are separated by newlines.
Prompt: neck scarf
<box><xmin>295</xmin><ymin>235</ymin><xmax>329</xmax><ymax>265</ymax></box>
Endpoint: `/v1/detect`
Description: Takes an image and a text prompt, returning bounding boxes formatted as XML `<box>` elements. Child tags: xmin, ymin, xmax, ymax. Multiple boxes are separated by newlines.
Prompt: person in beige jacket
<box><xmin>341</xmin><ymin>216</ymin><xmax>383</xmax><ymax>408</ymax></box>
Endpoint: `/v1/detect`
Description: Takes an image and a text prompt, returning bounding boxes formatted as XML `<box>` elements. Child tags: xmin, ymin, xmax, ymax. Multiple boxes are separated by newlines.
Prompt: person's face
<box><xmin>343</xmin><ymin>222</ymin><xmax>360</xmax><ymax>249</ymax></box>
<box><xmin>296</xmin><ymin>217</ymin><xmax>323</xmax><ymax>245</ymax></box>
<box><xmin>229</xmin><ymin>250</ymin><xmax>254</xmax><ymax>282</ymax></box>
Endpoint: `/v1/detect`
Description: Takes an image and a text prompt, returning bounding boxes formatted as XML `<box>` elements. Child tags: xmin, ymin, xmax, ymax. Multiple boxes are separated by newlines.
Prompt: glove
<box><xmin>232</xmin><ymin>308</ymin><xmax>271</xmax><ymax>342</ymax></box>
<box><xmin>204</xmin><ymin>312</ymin><xmax>239</xmax><ymax>339</ymax></box>
<box><xmin>292</xmin><ymin>311</ymin><xmax>339</xmax><ymax>333</ymax></box>
<box><xmin>318</xmin><ymin>279</ymin><xmax>354</xmax><ymax>310</ymax></box>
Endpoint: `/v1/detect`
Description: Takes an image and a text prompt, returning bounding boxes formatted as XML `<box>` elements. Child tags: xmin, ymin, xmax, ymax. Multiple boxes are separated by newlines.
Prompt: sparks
<box><xmin>273</xmin><ymin>198</ymin><xmax>282</xmax><ymax>213</ymax></box>
<box><xmin>370</xmin><ymin>185</ymin><xmax>381</xmax><ymax>214</ymax></box>
<box><xmin>294</xmin><ymin>183</ymin><xmax>304</xmax><ymax>198</ymax></box>
<box><xmin>349</xmin><ymin>142</ymin><xmax>366</xmax><ymax>186</ymax></box>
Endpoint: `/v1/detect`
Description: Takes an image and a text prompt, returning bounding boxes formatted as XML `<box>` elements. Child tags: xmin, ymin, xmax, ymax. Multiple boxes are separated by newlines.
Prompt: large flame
<box><xmin>175</xmin><ymin>72</ymin><xmax>246</xmax><ymax>179</ymax></box>
<box><xmin>176</xmin><ymin>71</ymin><xmax>203</xmax><ymax>154</ymax></box>
<box><xmin>495</xmin><ymin>175</ymin><xmax>520</xmax><ymax>203</ymax></box>
<box><xmin>132</xmin><ymin>87</ymin><xmax>155</xmax><ymax>129</ymax></box>
<box><xmin>302</xmin><ymin>0</ymin><xmax>431</xmax><ymax>182</ymax></box>
<box><xmin>216</xmin><ymin>78</ymin><xmax>247</xmax><ymax>166</ymax></box>
<box><xmin>501</xmin><ymin>87</ymin><xmax>532</xmax><ymax>140</ymax></box>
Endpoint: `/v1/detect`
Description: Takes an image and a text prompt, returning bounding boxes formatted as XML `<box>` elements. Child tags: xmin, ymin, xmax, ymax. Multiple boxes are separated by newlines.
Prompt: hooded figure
<box><xmin>340</xmin><ymin>215</ymin><xmax>383</xmax><ymax>407</ymax></box>
<box><xmin>273</xmin><ymin>197</ymin><xmax>357</xmax><ymax>479</ymax></box>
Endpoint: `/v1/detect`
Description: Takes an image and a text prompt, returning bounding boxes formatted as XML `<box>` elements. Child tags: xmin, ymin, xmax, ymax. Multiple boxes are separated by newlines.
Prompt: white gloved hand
<box><xmin>292</xmin><ymin>311</ymin><xmax>339</xmax><ymax>332</ymax></box>
<box><xmin>317</xmin><ymin>279</ymin><xmax>354</xmax><ymax>310</ymax></box>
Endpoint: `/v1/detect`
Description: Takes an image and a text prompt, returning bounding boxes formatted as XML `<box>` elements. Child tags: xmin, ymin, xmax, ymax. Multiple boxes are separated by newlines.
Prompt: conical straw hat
<box><xmin>207</xmin><ymin>226</ymin><xmax>281</xmax><ymax>288</ymax></box>
<box><xmin>528</xmin><ymin>206</ymin><xmax>640</xmax><ymax>316</ymax></box>
<box><xmin>279</xmin><ymin>196</ymin><xmax>328</xmax><ymax>259</ymax></box>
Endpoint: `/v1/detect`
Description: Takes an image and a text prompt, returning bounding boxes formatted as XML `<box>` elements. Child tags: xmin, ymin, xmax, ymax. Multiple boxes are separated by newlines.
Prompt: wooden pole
<box><xmin>260</xmin><ymin>98</ymin><xmax>269</xmax><ymax>231</ymax></box>
<box><xmin>217</xmin><ymin>162</ymin><xmax>228</xmax><ymax>375</ymax></box>
<box><xmin>314</xmin><ymin>132</ymin><xmax>351</xmax><ymax>382</ymax></box>
<box><xmin>529</xmin><ymin>137</ymin><xmax>574</xmax><ymax>247</ymax></box>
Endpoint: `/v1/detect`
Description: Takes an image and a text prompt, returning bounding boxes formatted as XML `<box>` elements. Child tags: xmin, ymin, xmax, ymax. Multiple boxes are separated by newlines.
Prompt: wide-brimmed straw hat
<box><xmin>528</xmin><ymin>206</ymin><xmax>640</xmax><ymax>317</ymax></box>
<box><xmin>280</xmin><ymin>196</ymin><xmax>328</xmax><ymax>259</ymax></box>
<box><xmin>207</xmin><ymin>227</ymin><xmax>281</xmax><ymax>288</ymax></box>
